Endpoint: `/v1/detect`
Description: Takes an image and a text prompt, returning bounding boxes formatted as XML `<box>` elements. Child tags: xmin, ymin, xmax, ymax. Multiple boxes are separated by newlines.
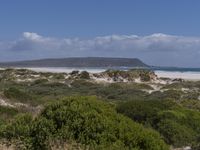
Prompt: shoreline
<box><xmin>155</xmin><ymin>71</ymin><xmax>200</xmax><ymax>81</ymax></box>
<box><xmin>1</xmin><ymin>67</ymin><xmax>200</xmax><ymax>81</ymax></box>
<box><xmin>29</xmin><ymin>67</ymin><xmax>200</xmax><ymax>81</ymax></box>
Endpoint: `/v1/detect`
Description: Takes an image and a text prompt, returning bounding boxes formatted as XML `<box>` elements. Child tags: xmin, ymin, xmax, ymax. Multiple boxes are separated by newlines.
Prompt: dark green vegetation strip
<box><xmin>0</xmin><ymin>96</ymin><xmax>168</xmax><ymax>150</ymax></box>
<box><xmin>117</xmin><ymin>100</ymin><xmax>200</xmax><ymax>149</ymax></box>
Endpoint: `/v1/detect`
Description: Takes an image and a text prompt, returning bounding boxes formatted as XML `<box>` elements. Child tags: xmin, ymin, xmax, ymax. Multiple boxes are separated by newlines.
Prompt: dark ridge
<box><xmin>0</xmin><ymin>57</ymin><xmax>148</xmax><ymax>68</ymax></box>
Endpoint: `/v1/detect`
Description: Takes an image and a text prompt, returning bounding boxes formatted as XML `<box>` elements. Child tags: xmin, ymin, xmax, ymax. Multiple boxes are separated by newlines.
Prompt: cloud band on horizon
<box><xmin>0</xmin><ymin>32</ymin><xmax>200</xmax><ymax>67</ymax></box>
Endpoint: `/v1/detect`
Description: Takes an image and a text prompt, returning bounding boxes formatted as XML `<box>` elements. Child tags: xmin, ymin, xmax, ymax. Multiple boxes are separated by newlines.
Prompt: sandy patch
<box><xmin>155</xmin><ymin>71</ymin><xmax>200</xmax><ymax>80</ymax></box>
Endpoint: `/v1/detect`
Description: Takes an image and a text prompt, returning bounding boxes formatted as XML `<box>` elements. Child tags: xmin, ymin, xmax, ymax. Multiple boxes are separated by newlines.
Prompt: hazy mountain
<box><xmin>0</xmin><ymin>57</ymin><xmax>148</xmax><ymax>68</ymax></box>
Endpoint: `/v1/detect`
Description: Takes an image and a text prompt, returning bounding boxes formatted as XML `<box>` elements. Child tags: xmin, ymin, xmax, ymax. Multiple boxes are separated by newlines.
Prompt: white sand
<box><xmin>0</xmin><ymin>97</ymin><xmax>14</xmax><ymax>107</ymax></box>
<box><xmin>26</xmin><ymin>67</ymin><xmax>105</xmax><ymax>73</ymax></box>
<box><xmin>155</xmin><ymin>71</ymin><xmax>200</xmax><ymax>80</ymax></box>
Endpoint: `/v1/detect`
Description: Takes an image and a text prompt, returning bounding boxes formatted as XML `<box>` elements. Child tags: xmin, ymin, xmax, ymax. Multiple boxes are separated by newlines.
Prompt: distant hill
<box><xmin>0</xmin><ymin>57</ymin><xmax>148</xmax><ymax>68</ymax></box>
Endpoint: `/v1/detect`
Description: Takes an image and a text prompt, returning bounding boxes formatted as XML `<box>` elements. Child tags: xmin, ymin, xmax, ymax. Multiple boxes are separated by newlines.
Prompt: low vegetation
<box><xmin>0</xmin><ymin>68</ymin><xmax>199</xmax><ymax>149</ymax></box>
<box><xmin>0</xmin><ymin>96</ymin><xmax>168</xmax><ymax>150</ymax></box>
<box><xmin>117</xmin><ymin>100</ymin><xmax>200</xmax><ymax>149</ymax></box>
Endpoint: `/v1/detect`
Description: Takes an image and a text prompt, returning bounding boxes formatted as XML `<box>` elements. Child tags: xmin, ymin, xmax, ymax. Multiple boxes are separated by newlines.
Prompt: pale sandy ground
<box><xmin>26</xmin><ymin>67</ymin><xmax>105</xmax><ymax>73</ymax></box>
<box><xmin>155</xmin><ymin>71</ymin><xmax>200</xmax><ymax>80</ymax></box>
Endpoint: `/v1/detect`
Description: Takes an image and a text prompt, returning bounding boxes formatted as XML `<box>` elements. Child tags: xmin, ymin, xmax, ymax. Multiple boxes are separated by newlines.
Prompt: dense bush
<box><xmin>3</xmin><ymin>87</ymin><xmax>41</xmax><ymax>106</ymax></box>
<box><xmin>4</xmin><ymin>87</ymin><xmax>32</xmax><ymax>103</ymax></box>
<box><xmin>117</xmin><ymin>100</ymin><xmax>175</xmax><ymax>125</ymax></box>
<box><xmin>33</xmin><ymin>79</ymin><xmax>48</xmax><ymax>85</ymax></box>
<box><xmin>103</xmin><ymin>69</ymin><xmax>155</xmax><ymax>82</ymax></box>
<box><xmin>0</xmin><ymin>114</ymin><xmax>33</xmax><ymax>149</ymax></box>
<box><xmin>117</xmin><ymin>100</ymin><xmax>200</xmax><ymax>148</ymax></box>
<box><xmin>53</xmin><ymin>73</ymin><xmax>65</xmax><ymax>80</ymax></box>
<box><xmin>0</xmin><ymin>106</ymin><xmax>19</xmax><ymax>122</ymax></box>
<box><xmin>157</xmin><ymin>119</ymin><xmax>196</xmax><ymax>147</ymax></box>
<box><xmin>79</xmin><ymin>71</ymin><xmax>90</xmax><ymax>79</ymax></box>
<box><xmin>0</xmin><ymin>96</ymin><xmax>169</xmax><ymax>150</ymax></box>
<box><xmin>70</xmin><ymin>70</ymin><xmax>79</xmax><ymax>75</ymax></box>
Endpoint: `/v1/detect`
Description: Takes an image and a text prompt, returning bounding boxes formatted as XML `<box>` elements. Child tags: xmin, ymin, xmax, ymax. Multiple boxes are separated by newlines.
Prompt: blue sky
<box><xmin>1</xmin><ymin>0</ymin><xmax>200</xmax><ymax>67</ymax></box>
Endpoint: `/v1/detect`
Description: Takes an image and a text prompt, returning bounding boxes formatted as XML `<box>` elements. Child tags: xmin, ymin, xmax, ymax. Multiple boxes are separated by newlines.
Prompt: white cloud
<box><xmin>23</xmin><ymin>32</ymin><xmax>42</xmax><ymax>41</ymax></box>
<box><xmin>0</xmin><ymin>32</ymin><xmax>200</xmax><ymax>67</ymax></box>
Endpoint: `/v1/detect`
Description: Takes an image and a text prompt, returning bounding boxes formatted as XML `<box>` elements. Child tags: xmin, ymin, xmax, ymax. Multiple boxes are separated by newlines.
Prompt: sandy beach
<box><xmin>26</xmin><ymin>67</ymin><xmax>105</xmax><ymax>73</ymax></box>
<box><xmin>155</xmin><ymin>71</ymin><xmax>200</xmax><ymax>80</ymax></box>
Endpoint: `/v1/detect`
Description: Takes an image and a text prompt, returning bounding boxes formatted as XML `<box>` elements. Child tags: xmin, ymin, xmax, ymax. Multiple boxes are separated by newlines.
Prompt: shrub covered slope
<box><xmin>0</xmin><ymin>68</ymin><xmax>199</xmax><ymax>149</ymax></box>
<box><xmin>0</xmin><ymin>96</ymin><xmax>168</xmax><ymax>150</ymax></box>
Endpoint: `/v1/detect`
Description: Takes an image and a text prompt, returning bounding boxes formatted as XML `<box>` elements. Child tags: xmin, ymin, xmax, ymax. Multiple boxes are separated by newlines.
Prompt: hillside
<box><xmin>0</xmin><ymin>57</ymin><xmax>148</xmax><ymax>68</ymax></box>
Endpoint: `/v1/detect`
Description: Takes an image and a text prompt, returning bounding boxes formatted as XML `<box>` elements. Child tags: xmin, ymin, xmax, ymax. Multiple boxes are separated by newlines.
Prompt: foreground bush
<box><xmin>117</xmin><ymin>99</ymin><xmax>200</xmax><ymax>148</ymax></box>
<box><xmin>0</xmin><ymin>96</ymin><xmax>168</xmax><ymax>150</ymax></box>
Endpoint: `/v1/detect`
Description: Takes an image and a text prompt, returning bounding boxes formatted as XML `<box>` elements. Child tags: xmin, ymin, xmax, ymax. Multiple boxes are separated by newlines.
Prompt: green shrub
<box><xmin>157</xmin><ymin>119</ymin><xmax>196</xmax><ymax>147</ymax></box>
<box><xmin>0</xmin><ymin>106</ymin><xmax>19</xmax><ymax>122</ymax></box>
<box><xmin>117</xmin><ymin>99</ymin><xmax>200</xmax><ymax>148</ymax></box>
<box><xmin>4</xmin><ymin>87</ymin><xmax>32</xmax><ymax>103</ymax></box>
<box><xmin>33</xmin><ymin>79</ymin><xmax>48</xmax><ymax>85</ymax></box>
<box><xmin>0</xmin><ymin>114</ymin><xmax>33</xmax><ymax>149</ymax></box>
<box><xmin>0</xmin><ymin>96</ymin><xmax>169</xmax><ymax>150</ymax></box>
<box><xmin>70</xmin><ymin>70</ymin><xmax>79</xmax><ymax>75</ymax></box>
<box><xmin>31</xmin><ymin>117</ymin><xmax>55</xmax><ymax>150</ymax></box>
<box><xmin>79</xmin><ymin>71</ymin><xmax>90</xmax><ymax>79</ymax></box>
<box><xmin>37</xmin><ymin>96</ymin><xmax>168</xmax><ymax>150</ymax></box>
<box><xmin>117</xmin><ymin>100</ymin><xmax>175</xmax><ymax>125</ymax></box>
<box><xmin>53</xmin><ymin>74</ymin><xmax>65</xmax><ymax>80</ymax></box>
